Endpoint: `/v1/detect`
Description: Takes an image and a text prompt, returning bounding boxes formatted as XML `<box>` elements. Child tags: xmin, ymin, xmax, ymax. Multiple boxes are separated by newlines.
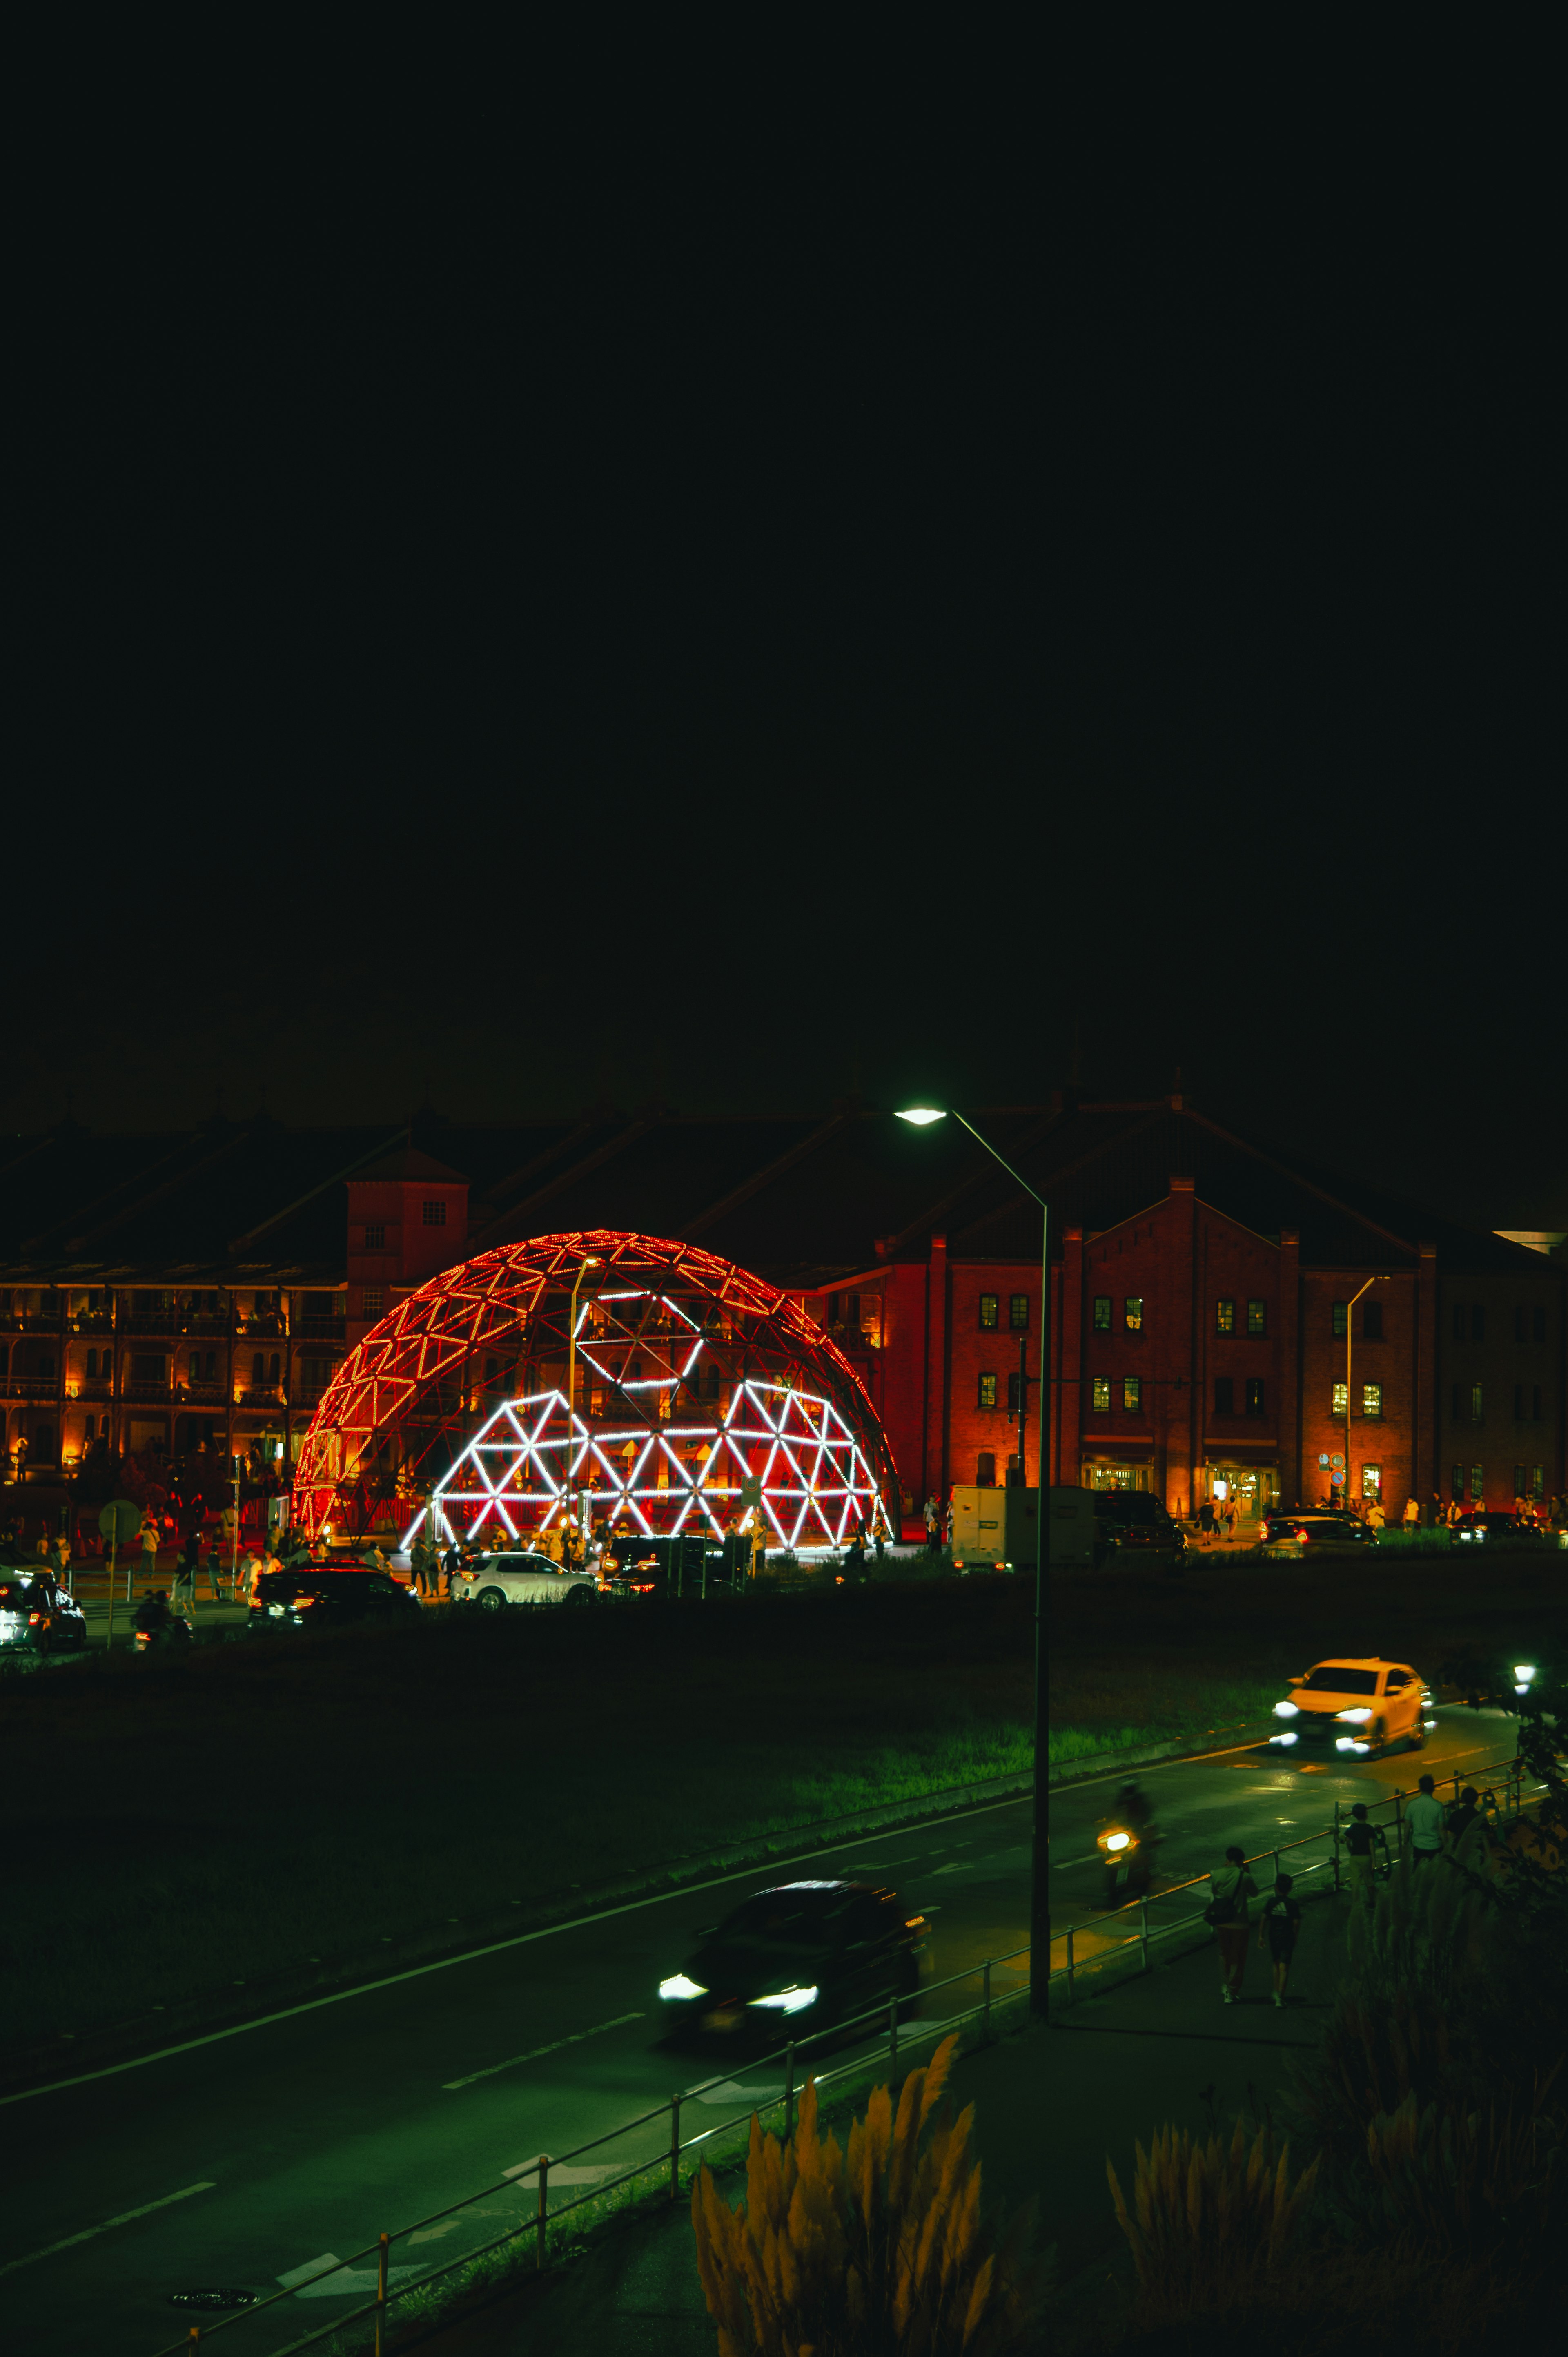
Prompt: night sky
<box><xmin>12</xmin><ymin>80</ymin><xmax>1564</xmax><ymax>1235</ymax></box>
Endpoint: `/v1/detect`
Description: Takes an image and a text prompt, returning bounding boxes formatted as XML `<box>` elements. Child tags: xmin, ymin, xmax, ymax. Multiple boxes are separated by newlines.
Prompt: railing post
<box><xmin>669</xmin><ymin>2092</ymin><xmax>682</xmax><ymax>2200</ymax></box>
<box><xmin>982</xmin><ymin>1957</ymin><xmax>992</xmax><ymax>2035</ymax></box>
<box><xmin>1066</xmin><ymin>1924</ymin><xmax>1075</xmax><ymax>2002</ymax></box>
<box><xmin>1139</xmin><ymin>1898</ymin><xmax>1149</xmax><ymax>1972</ymax></box>
<box><xmin>535</xmin><ymin>2154</ymin><xmax>549</xmax><ymax>2270</ymax></box>
<box><xmin>1272</xmin><ymin>1849</ymin><xmax>1280</xmax><ymax>1885</ymax></box>
<box><xmin>374</xmin><ymin>2231</ymin><xmax>389</xmax><ymax>2357</ymax></box>
<box><xmin>785</xmin><ymin>2042</ymin><xmax>795</xmax><ymax>2142</ymax></box>
<box><xmin>889</xmin><ymin>1993</ymin><xmax>899</xmax><ymax>2071</ymax></box>
<box><xmin>187</xmin><ymin>2331</ymin><xmax>201</xmax><ymax>2353</ymax></box>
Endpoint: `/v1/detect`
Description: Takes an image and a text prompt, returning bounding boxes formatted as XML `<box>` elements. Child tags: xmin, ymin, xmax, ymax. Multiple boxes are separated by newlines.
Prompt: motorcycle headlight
<box><xmin>1100</xmin><ymin>1831</ymin><xmax>1131</xmax><ymax>1852</ymax></box>
<box><xmin>1273</xmin><ymin>1701</ymin><xmax>1299</xmax><ymax>1717</ymax></box>
<box><xmin>658</xmin><ymin>1974</ymin><xmax>707</xmax><ymax>2001</ymax></box>
<box><xmin>748</xmin><ymin>1985</ymin><xmax>818</xmax><ymax>2014</ymax></box>
<box><xmin>1335</xmin><ymin>1708</ymin><xmax>1372</xmax><ymax>1723</ymax></box>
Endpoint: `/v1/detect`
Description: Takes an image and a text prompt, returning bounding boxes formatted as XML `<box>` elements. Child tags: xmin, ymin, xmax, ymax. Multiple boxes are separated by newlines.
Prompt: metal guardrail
<box><xmin>1048</xmin><ymin>1746</ymin><xmax>1546</xmax><ymax>2001</ymax></box>
<box><xmin>151</xmin><ymin>1943</ymin><xmax>1033</xmax><ymax>2355</ymax></box>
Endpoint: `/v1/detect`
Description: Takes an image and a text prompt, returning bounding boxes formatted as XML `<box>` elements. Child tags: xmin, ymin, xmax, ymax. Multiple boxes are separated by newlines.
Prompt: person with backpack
<box><xmin>1342</xmin><ymin>1802</ymin><xmax>1389</xmax><ymax>1907</ymax></box>
<box><xmin>1256</xmin><ymin>1873</ymin><xmax>1303</xmax><ymax>2007</ymax></box>
<box><xmin>1206</xmin><ymin>1845</ymin><xmax>1259</xmax><ymax>2003</ymax></box>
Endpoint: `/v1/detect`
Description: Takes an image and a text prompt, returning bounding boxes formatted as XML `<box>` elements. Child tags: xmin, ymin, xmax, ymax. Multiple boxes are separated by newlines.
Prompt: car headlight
<box><xmin>1335</xmin><ymin>1708</ymin><xmax>1372</xmax><ymax>1723</ymax></box>
<box><xmin>658</xmin><ymin>1974</ymin><xmax>708</xmax><ymax>2001</ymax></box>
<box><xmin>1270</xmin><ymin>1731</ymin><xmax>1298</xmax><ymax>1746</ymax></box>
<box><xmin>748</xmin><ymin>1985</ymin><xmax>819</xmax><ymax>2014</ymax></box>
<box><xmin>1273</xmin><ymin>1701</ymin><xmax>1299</xmax><ymax>1717</ymax></box>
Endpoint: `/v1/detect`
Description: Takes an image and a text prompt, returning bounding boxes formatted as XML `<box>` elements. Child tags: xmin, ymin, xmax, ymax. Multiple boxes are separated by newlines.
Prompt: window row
<box><xmin>976</xmin><ymin>1371</ymin><xmax>1030</xmax><ymax>1410</ymax></box>
<box><xmin>1332</xmin><ymin>1382</ymin><xmax>1383</xmax><ymax>1418</ymax></box>
<box><xmin>1214</xmin><ymin>1377</ymin><xmax>1267</xmax><ymax>1417</ymax></box>
<box><xmin>1449</xmin><ymin>1381</ymin><xmax>1547</xmax><ymax>1424</ymax></box>
<box><xmin>1450</xmin><ymin>1303</ymin><xmax>1549</xmax><ymax>1345</ymax></box>
<box><xmin>1450</xmin><ymin>1464</ymin><xmax>1547</xmax><ymax>1502</ymax></box>
<box><xmin>1215</xmin><ymin>1299</ymin><xmax>1267</xmax><ymax>1335</ymax></box>
<box><xmin>1332</xmin><ymin>1300</ymin><xmax>1384</xmax><ymax>1340</ymax></box>
<box><xmin>1091</xmin><ymin>1296</ymin><xmax>1143</xmax><ymax>1331</ymax></box>
<box><xmin>977</xmin><ymin>1293</ymin><xmax>1031</xmax><ymax>1331</ymax></box>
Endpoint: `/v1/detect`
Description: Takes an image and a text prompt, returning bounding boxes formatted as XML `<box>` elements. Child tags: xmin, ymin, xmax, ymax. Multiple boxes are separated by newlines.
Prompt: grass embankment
<box><xmin>1048</xmin><ymin>1547</ymin><xmax>1568</xmax><ymax>1768</ymax></box>
<box><xmin>0</xmin><ymin>1584</ymin><xmax>1031</xmax><ymax>2054</ymax></box>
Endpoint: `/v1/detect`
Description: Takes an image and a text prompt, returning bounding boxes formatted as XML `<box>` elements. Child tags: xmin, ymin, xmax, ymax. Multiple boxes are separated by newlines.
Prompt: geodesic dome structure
<box><xmin>293</xmin><ymin>1231</ymin><xmax>896</xmax><ymax>1552</ymax></box>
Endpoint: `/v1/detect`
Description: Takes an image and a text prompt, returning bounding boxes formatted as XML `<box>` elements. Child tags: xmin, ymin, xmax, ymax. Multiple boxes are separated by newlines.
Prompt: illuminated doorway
<box><xmin>1206</xmin><ymin>1463</ymin><xmax>1279</xmax><ymax>1515</ymax></box>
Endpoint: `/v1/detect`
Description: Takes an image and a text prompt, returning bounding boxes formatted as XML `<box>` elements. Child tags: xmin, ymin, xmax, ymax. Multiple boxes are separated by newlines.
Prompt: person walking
<box><xmin>1198</xmin><ymin>1496</ymin><xmax>1215</xmax><ymax>1543</ymax></box>
<box><xmin>1257</xmin><ymin>1873</ymin><xmax>1303</xmax><ymax>2007</ymax></box>
<box><xmin>1365</xmin><ymin>1496</ymin><xmax>1386</xmax><ymax>1536</ymax></box>
<box><xmin>923</xmin><ymin>1497</ymin><xmax>939</xmax><ymax>1554</ymax></box>
<box><xmin>1207</xmin><ymin>1846</ymin><xmax>1259</xmax><ymax>2003</ymax></box>
<box><xmin>139</xmin><ymin>1510</ymin><xmax>160</xmax><ymax>1591</ymax></box>
<box><xmin>170</xmin><ymin>1543</ymin><xmax>196</xmax><ymax>1625</ymax></box>
<box><xmin>1403</xmin><ymin>1496</ymin><xmax>1420</xmax><ymax>1531</ymax></box>
<box><xmin>1342</xmin><ymin>1802</ymin><xmax>1388</xmax><ymax>1908</ymax></box>
<box><xmin>1406</xmin><ymin>1773</ymin><xmax>1445</xmax><ymax>1867</ymax></box>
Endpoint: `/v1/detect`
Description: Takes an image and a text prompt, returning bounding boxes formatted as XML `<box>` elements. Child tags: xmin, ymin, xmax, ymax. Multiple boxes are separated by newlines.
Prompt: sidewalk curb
<box><xmin>1047</xmin><ymin>1723</ymin><xmax>1276</xmax><ymax>1787</ymax></box>
<box><xmin>0</xmin><ymin>1768</ymin><xmax>1033</xmax><ymax>2097</ymax></box>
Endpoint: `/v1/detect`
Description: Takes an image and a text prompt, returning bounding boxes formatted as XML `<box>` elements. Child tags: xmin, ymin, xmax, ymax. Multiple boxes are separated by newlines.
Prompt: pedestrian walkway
<box><xmin>413</xmin><ymin>1898</ymin><xmax>1347</xmax><ymax>2352</ymax></box>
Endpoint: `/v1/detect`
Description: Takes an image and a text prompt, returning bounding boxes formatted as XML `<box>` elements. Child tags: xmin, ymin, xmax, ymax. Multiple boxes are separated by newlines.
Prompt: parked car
<box><xmin>657</xmin><ymin>1878</ymin><xmax>928</xmax><ymax>2048</ymax></box>
<box><xmin>450</xmin><ymin>1551</ymin><xmax>601</xmax><ymax>1609</ymax></box>
<box><xmin>247</xmin><ymin>1567</ymin><xmax>424</xmax><ymax>1632</ymax></box>
<box><xmin>0</xmin><ymin>1571</ymin><xmax>87</xmax><ymax>1655</ymax></box>
<box><xmin>1091</xmin><ymin>1492</ymin><xmax>1187</xmax><ymax>1566</ymax></box>
<box><xmin>1268</xmin><ymin>1656</ymin><xmax>1433</xmax><ymax>1756</ymax></box>
<box><xmin>1260</xmin><ymin>1510</ymin><xmax>1374</xmax><ymax>1549</ymax></box>
<box><xmin>1454</xmin><ymin>1512</ymin><xmax>1546</xmax><ymax>1548</ymax></box>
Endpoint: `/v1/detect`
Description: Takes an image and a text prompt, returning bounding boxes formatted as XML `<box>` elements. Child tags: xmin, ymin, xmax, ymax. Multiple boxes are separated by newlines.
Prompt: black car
<box><xmin>1092</xmin><ymin>1492</ymin><xmax>1186</xmax><ymax>1565</ymax></box>
<box><xmin>247</xmin><ymin>1566</ymin><xmax>423</xmax><ymax>1632</ymax></box>
<box><xmin>1454</xmin><ymin>1512</ymin><xmax>1544</xmax><ymax>1548</ymax></box>
<box><xmin>0</xmin><ymin>1570</ymin><xmax>87</xmax><ymax>1655</ymax></box>
<box><xmin>657</xmin><ymin>1878</ymin><xmax>927</xmax><ymax>2048</ymax></box>
<box><xmin>1261</xmin><ymin>1510</ymin><xmax>1374</xmax><ymax>1548</ymax></box>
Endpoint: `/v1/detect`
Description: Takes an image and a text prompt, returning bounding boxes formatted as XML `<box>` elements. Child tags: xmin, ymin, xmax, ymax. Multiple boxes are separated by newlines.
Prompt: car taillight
<box><xmin>28</xmin><ymin>1612</ymin><xmax>42</xmax><ymax>1624</ymax></box>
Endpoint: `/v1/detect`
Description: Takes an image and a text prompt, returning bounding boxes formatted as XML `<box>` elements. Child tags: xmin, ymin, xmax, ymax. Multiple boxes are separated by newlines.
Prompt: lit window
<box><xmin>1362</xmin><ymin>1383</ymin><xmax>1382</xmax><ymax>1419</ymax></box>
<box><xmin>1470</xmin><ymin>1463</ymin><xmax>1483</xmax><ymax>1502</ymax></box>
<box><xmin>1214</xmin><ymin>1376</ymin><xmax>1234</xmax><ymax>1414</ymax></box>
<box><xmin>977</xmin><ymin>1372</ymin><xmax>998</xmax><ymax>1409</ymax></box>
<box><xmin>1332</xmin><ymin>1382</ymin><xmax>1348</xmax><ymax>1416</ymax></box>
<box><xmin>1333</xmin><ymin>1302</ymin><xmax>1348</xmax><ymax>1338</ymax></box>
<box><xmin>978</xmin><ymin>1294</ymin><xmax>998</xmax><ymax>1331</ymax></box>
<box><xmin>1246</xmin><ymin>1378</ymin><xmax>1265</xmax><ymax>1416</ymax></box>
<box><xmin>1092</xmin><ymin>1375</ymin><xmax>1111</xmax><ymax>1414</ymax></box>
<box><xmin>1216</xmin><ymin>1299</ymin><xmax>1234</xmax><ymax>1335</ymax></box>
<box><xmin>1009</xmin><ymin>1293</ymin><xmax>1029</xmax><ymax>1331</ymax></box>
<box><xmin>1362</xmin><ymin>1465</ymin><xmax>1382</xmax><ymax>1497</ymax></box>
<box><xmin>363</xmin><ymin>1289</ymin><xmax>385</xmax><ymax>1319</ymax></box>
<box><xmin>1092</xmin><ymin>1296</ymin><xmax>1111</xmax><ymax>1332</ymax></box>
<box><xmin>1470</xmin><ymin>1383</ymin><xmax>1483</xmax><ymax>1423</ymax></box>
<box><xmin>1123</xmin><ymin>1375</ymin><xmax>1142</xmax><ymax>1413</ymax></box>
<box><xmin>1125</xmin><ymin>1297</ymin><xmax>1143</xmax><ymax>1331</ymax></box>
<box><xmin>365</xmin><ymin>1224</ymin><xmax>385</xmax><ymax>1249</ymax></box>
<box><xmin>1247</xmin><ymin>1300</ymin><xmax>1266</xmax><ymax>1336</ymax></box>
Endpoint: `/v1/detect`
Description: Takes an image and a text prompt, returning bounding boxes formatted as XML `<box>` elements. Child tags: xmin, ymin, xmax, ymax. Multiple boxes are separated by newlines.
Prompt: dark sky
<box><xmin>11</xmin><ymin>87</ymin><xmax>1564</xmax><ymax>1233</ymax></box>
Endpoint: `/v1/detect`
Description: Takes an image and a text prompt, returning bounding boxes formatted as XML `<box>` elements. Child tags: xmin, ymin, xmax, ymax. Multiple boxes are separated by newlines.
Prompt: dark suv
<box><xmin>1091</xmin><ymin>1492</ymin><xmax>1186</xmax><ymax>1566</ymax></box>
<box><xmin>0</xmin><ymin>1570</ymin><xmax>87</xmax><ymax>1655</ymax></box>
<box><xmin>247</xmin><ymin>1566</ymin><xmax>423</xmax><ymax>1632</ymax></box>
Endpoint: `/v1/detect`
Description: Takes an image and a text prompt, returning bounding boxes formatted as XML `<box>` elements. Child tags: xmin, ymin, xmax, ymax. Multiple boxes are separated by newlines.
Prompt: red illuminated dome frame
<box><xmin>294</xmin><ymin>1231</ymin><xmax>897</xmax><ymax>1551</ymax></box>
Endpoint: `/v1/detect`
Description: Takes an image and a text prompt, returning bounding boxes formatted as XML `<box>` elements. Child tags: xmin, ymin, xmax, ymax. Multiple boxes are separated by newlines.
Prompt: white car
<box><xmin>450</xmin><ymin>1551</ymin><xmax>601</xmax><ymax>1610</ymax></box>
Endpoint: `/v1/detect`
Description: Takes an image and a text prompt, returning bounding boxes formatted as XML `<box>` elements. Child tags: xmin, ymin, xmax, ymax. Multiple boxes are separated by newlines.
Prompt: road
<box><xmin>0</xmin><ymin>1706</ymin><xmax>1525</xmax><ymax>2354</ymax></box>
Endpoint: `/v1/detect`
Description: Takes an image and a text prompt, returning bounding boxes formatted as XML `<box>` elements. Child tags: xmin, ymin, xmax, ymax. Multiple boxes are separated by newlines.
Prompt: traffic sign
<box><xmin>738</xmin><ymin>1476</ymin><xmax>763</xmax><ymax>1509</ymax></box>
<box><xmin>99</xmin><ymin>1498</ymin><xmax>142</xmax><ymax>1544</ymax></box>
<box><xmin>1330</xmin><ymin>1453</ymin><xmax>1345</xmax><ymax>1468</ymax></box>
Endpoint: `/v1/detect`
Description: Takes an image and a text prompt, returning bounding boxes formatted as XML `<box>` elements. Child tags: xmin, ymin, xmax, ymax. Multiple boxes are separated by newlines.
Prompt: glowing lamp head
<box><xmin>895</xmin><ymin>1107</ymin><xmax>947</xmax><ymax>1126</ymax></box>
<box><xmin>1514</xmin><ymin>1665</ymin><xmax>1535</xmax><ymax>1684</ymax></box>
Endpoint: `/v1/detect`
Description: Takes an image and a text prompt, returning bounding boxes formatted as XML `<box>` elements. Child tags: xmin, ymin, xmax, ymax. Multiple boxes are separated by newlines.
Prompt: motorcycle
<box><xmin>134</xmin><ymin>1614</ymin><xmax>193</xmax><ymax>1655</ymax></box>
<box><xmin>1095</xmin><ymin>1819</ymin><xmax>1160</xmax><ymax>1908</ymax></box>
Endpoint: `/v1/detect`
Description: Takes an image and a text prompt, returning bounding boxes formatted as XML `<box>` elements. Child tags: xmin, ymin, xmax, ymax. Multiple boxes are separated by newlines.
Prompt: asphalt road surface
<box><xmin>0</xmin><ymin>1707</ymin><xmax>1525</xmax><ymax>2355</ymax></box>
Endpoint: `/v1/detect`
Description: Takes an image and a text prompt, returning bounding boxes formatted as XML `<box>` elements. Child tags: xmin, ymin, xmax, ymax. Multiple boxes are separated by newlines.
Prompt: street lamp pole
<box><xmin>898</xmin><ymin>1107</ymin><xmax>1050</xmax><ymax>2016</ymax></box>
<box><xmin>1343</xmin><ymin>1275</ymin><xmax>1388</xmax><ymax>1511</ymax></box>
<box><xmin>565</xmin><ymin>1255</ymin><xmax>601</xmax><ymax>1533</ymax></box>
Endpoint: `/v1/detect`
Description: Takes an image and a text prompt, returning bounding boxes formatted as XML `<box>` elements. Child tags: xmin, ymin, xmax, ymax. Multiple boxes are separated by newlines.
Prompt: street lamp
<box><xmin>1341</xmin><ymin>1276</ymin><xmax>1389</xmax><ymax>1514</ymax></box>
<box><xmin>896</xmin><ymin>1104</ymin><xmax>1051</xmax><ymax>2016</ymax></box>
<box><xmin>565</xmin><ymin>1255</ymin><xmax>601</xmax><ymax>1531</ymax></box>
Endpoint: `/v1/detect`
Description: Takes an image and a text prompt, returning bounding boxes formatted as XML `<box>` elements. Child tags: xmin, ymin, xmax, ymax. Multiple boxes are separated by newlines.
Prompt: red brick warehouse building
<box><xmin>2</xmin><ymin>1095</ymin><xmax>1562</xmax><ymax>1523</ymax></box>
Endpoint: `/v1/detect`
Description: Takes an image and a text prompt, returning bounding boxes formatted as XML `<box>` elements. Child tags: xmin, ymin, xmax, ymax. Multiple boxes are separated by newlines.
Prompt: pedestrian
<box><xmin>1256</xmin><ymin>1873</ymin><xmax>1303</xmax><ymax>2007</ymax></box>
<box><xmin>171</xmin><ymin>1547</ymin><xmax>196</xmax><ymax>1623</ymax></box>
<box><xmin>1198</xmin><ymin>1496</ymin><xmax>1215</xmax><ymax>1541</ymax></box>
<box><xmin>1342</xmin><ymin>1803</ymin><xmax>1388</xmax><ymax>1907</ymax></box>
<box><xmin>1206</xmin><ymin>1846</ymin><xmax>1259</xmax><ymax>2003</ymax></box>
<box><xmin>1406</xmin><ymin>1773</ymin><xmax>1444</xmax><ymax>1867</ymax></box>
<box><xmin>749</xmin><ymin>1515</ymin><xmax>768</xmax><ymax>1579</ymax></box>
<box><xmin>1403</xmin><ymin>1496</ymin><xmax>1420</xmax><ymax>1531</ymax></box>
<box><xmin>140</xmin><ymin>1511</ymin><xmax>160</xmax><ymax>1587</ymax></box>
<box><xmin>1444</xmin><ymin>1785</ymin><xmax>1483</xmax><ymax>1851</ymax></box>
<box><xmin>871</xmin><ymin>1503</ymin><xmax>889</xmax><ymax>1563</ymax></box>
<box><xmin>1365</xmin><ymin>1496</ymin><xmax>1385</xmax><ymax>1536</ymax></box>
<box><xmin>923</xmin><ymin>1497</ymin><xmax>939</xmax><ymax>1554</ymax></box>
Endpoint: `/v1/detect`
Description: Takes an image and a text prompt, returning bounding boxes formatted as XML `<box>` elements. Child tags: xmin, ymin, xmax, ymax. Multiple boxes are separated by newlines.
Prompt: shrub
<box><xmin>1104</xmin><ymin>2119</ymin><xmax>1318</xmax><ymax>2320</ymax></box>
<box><xmin>689</xmin><ymin>2032</ymin><xmax>1035</xmax><ymax>2355</ymax></box>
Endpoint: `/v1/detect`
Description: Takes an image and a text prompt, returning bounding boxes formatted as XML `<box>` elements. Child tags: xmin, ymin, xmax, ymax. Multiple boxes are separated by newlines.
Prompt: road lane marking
<box><xmin>503</xmin><ymin>2158</ymin><xmax>620</xmax><ymax>2184</ymax></box>
<box><xmin>0</xmin><ymin>2182</ymin><xmax>216</xmax><ymax>2278</ymax></box>
<box><xmin>1</xmin><ymin>1795</ymin><xmax>1033</xmax><ymax>2107</ymax></box>
<box><xmin>443</xmin><ymin>2011</ymin><xmax>644</xmax><ymax>2089</ymax></box>
<box><xmin>278</xmin><ymin>2252</ymin><xmax>342</xmax><ymax>2288</ymax></box>
<box><xmin>1052</xmin><ymin>1855</ymin><xmax>1101</xmax><ymax>1870</ymax></box>
<box><xmin>694</xmin><ymin>2080</ymin><xmax>784</xmax><ymax>2105</ymax></box>
<box><xmin>296</xmin><ymin>2264</ymin><xmax>423</xmax><ymax>2297</ymax></box>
